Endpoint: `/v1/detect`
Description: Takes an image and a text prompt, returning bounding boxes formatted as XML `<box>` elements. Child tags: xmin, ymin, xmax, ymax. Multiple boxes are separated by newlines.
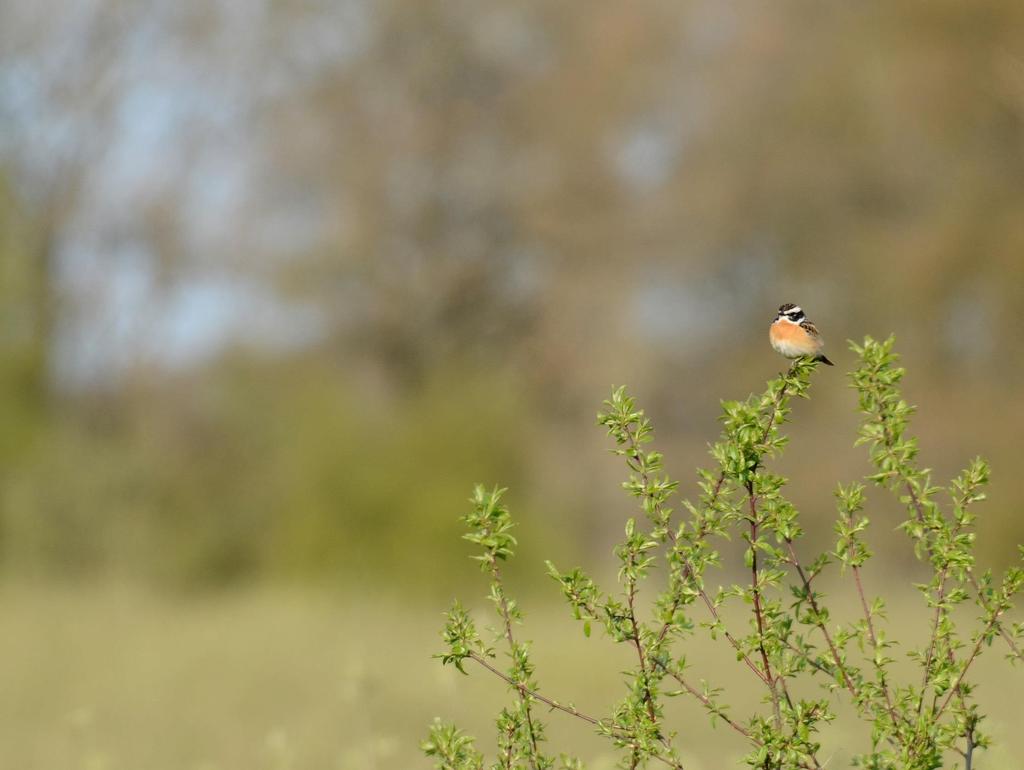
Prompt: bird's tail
<box><xmin>815</xmin><ymin>354</ymin><xmax>834</xmax><ymax>366</ymax></box>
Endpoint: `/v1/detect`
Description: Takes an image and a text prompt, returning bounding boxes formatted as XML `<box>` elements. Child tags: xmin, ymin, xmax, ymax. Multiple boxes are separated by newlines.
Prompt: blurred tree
<box><xmin>0</xmin><ymin>0</ymin><xmax>1022</xmax><ymax>586</ymax></box>
<box><xmin>0</xmin><ymin>174</ymin><xmax>47</xmax><ymax>473</ymax></box>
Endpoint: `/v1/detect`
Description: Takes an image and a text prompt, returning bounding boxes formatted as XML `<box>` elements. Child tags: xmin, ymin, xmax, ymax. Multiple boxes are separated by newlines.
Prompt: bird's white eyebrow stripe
<box><xmin>788</xmin><ymin>306</ymin><xmax>802</xmax><ymax>315</ymax></box>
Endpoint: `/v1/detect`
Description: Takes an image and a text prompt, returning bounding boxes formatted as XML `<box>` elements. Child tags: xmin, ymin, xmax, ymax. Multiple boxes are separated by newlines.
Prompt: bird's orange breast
<box><xmin>770</xmin><ymin>320</ymin><xmax>822</xmax><ymax>358</ymax></box>
<box><xmin>770</xmin><ymin>321</ymin><xmax>809</xmax><ymax>343</ymax></box>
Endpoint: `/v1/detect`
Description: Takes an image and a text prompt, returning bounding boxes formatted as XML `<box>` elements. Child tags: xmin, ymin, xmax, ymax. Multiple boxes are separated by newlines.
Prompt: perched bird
<box><xmin>769</xmin><ymin>303</ymin><xmax>834</xmax><ymax>365</ymax></box>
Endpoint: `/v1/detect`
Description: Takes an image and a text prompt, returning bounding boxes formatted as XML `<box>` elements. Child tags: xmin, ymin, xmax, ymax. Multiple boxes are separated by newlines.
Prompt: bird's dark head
<box><xmin>776</xmin><ymin>303</ymin><xmax>805</xmax><ymax>323</ymax></box>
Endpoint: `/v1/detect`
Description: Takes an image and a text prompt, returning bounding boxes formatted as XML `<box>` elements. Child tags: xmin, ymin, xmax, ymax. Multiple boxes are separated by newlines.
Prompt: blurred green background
<box><xmin>2</xmin><ymin>1</ymin><xmax>1024</xmax><ymax>768</ymax></box>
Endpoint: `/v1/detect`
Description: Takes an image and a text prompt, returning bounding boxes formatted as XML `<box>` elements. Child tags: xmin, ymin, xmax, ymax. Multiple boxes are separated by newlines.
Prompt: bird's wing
<box><xmin>800</xmin><ymin>320</ymin><xmax>822</xmax><ymax>339</ymax></box>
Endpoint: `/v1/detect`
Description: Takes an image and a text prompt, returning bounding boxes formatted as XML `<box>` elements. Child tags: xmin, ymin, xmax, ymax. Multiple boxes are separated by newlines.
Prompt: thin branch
<box><xmin>643</xmin><ymin>367</ymin><xmax>796</xmax><ymax>683</ymax></box>
<box><xmin>874</xmin><ymin>422</ymin><xmax>984</xmax><ymax>723</ymax></box>
<box><xmin>658</xmin><ymin>478</ymin><xmax>774</xmax><ymax>688</ymax></box>
<box><xmin>618</xmin><ymin>424</ymin><xmax>688</xmax><ymax>769</ymax></box>
<box><xmin>785</xmin><ymin>638</ymin><xmax>833</xmax><ymax>678</ymax></box>
<box><xmin>655</xmin><ymin>481</ymin><xmax>723</xmax><ymax>643</ymax></box>
<box><xmin>468</xmin><ymin>651</ymin><xmax>607</xmax><ymax>729</ymax></box>
<box><xmin>468</xmin><ymin>652</ymin><xmax>683</xmax><ymax>770</ymax></box>
<box><xmin>969</xmin><ymin>570</ymin><xmax>1024</xmax><ymax>661</ymax></box>
<box><xmin>851</xmin><ymin>563</ymin><xmax>901</xmax><ymax>730</ymax></box>
<box><xmin>934</xmin><ymin>604</ymin><xmax>1010</xmax><ymax>721</ymax></box>
<box><xmin>498</xmin><ymin>716</ymin><xmax>517</xmax><ymax>770</ymax></box>
<box><xmin>626</xmin><ymin>549</ymin><xmax>664</xmax><ymax>733</ymax></box>
<box><xmin>964</xmin><ymin>718</ymin><xmax>976</xmax><ymax>770</ymax></box>
<box><xmin>655</xmin><ymin>662</ymin><xmax>755</xmax><ymax>741</ymax></box>
<box><xmin>655</xmin><ymin>659</ymin><xmax>829</xmax><ymax>770</ymax></box>
<box><xmin>653</xmin><ymin>373</ymin><xmax>795</xmax><ymax>690</ymax></box>
<box><xmin>784</xmin><ymin>540</ymin><xmax>858</xmax><ymax>698</ymax></box>
<box><xmin>914</xmin><ymin>485</ymin><xmax>977</xmax><ymax>719</ymax></box>
<box><xmin>747</xmin><ymin>481</ymin><xmax>782</xmax><ymax>729</ymax></box>
<box><xmin>759</xmin><ymin>372</ymin><xmax>793</xmax><ymax>449</ymax></box>
<box><xmin>870</xmin><ymin>402</ymin><xmax>969</xmax><ymax>724</ymax></box>
<box><xmin>655</xmin><ymin>472</ymin><xmax>726</xmax><ymax>647</ymax></box>
<box><xmin>487</xmin><ymin>558</ymin><xmax>542</xmax><ymax>769</ymax></box>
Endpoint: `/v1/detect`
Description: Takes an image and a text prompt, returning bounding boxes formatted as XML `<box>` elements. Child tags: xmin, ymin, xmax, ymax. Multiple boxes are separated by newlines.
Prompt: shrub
<box><xmin>423</xmin><ymin>336</ymin><xmax>1023</xmax><ymax>770</ymax></box>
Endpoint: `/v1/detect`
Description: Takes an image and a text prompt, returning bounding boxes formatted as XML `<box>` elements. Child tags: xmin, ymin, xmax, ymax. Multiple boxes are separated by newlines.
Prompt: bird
<box><xmin>769</xmin><ymin>303</ymin><xmax>834</xmax><ymax>365</ymax></box>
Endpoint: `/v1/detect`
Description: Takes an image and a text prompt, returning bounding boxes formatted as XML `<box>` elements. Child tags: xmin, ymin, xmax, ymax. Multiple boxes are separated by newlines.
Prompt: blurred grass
<box><xmin>2</xmin><ymin>581</ymin><xmax>1020</xmax><ymax>770</ymax></box>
